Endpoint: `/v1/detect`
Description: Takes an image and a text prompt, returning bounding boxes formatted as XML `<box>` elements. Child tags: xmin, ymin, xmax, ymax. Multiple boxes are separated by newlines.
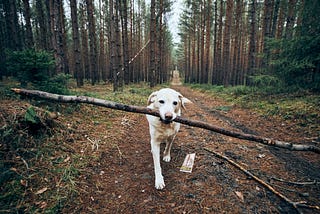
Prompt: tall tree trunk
<box><xmin>158</xmin><ymin>0</ymin><xmax>163</xmax><ymax>84</ymax></box>
<box><xmin>199</xmin><ymin>0</ymin><xmax>205</xmax><ymax>83</ymax></box>
<box><xmin>247</xmin><ymin>0</ymin><xmax>257</xmax><ymax>85</ymax></box>
<box><xmin>270</xmin><ymin>0</ymin><xmax>280</xmax><ymax>38</ymax></box>
<box><xmin>109</xmin><ymin>0</ymin><xmax>122</xmax><ymax>91</ymax></box>
<box><xmin>129</xmin><ymin>0</ymin><xmax>134</xmax><ymax>82</ymax></box>
<box><xmin>22</xmin><ymin>0</ymin><xmax>34</xmax><ymax>48</ymax></box>
<box><xmin>79</xmin><ymin>1</ymin><xmax>90</xmax><ymax>80</ymax></box>
<box><xmin>35</xmin><ymin>0</ymin><xmax>49</xmax><ymax>50</ymax></box>
<box><xmin>49</xmin><ymin>0</ymin><xmax>63</xmax><ymax>74</ymax></box>
<box><xmin>136</xmin><ymin>0</ymin><xmax>142</xmax><ymax>82</ymax></box>
<box><xmin>120</xmin><ymin>0</ymin><xmax>129</xmax><ymax>85</ymax></box>
<box><xmin>115</xmin><ymin>0</ymin><xmax>123</xmax><ymax>90</ymax></box>
<box><xmin>59</xmin><ymin>2</ymin><xmax>69</xmax><ymax>74</ymax></box>
<box><xmin>205</xmin><ymin>0</ymin><xmax>212</xmax><ymax>84</ymax></box>
<box><xmin>4</xmin><ymin>0</ymin><xmax>21</xmax><ymax>50</ymax></box>
<box><xmin>98</xmin><ymin>0</ymin><xmax>106</xmax><ymax>83</ymax></box>
<box><xmin>86</xmin><ymin>0</ymin><xmax>98</xmax><ymax>85</ymax></box>
<box><xmin>109</xmin><ymin>0</ymin><xmax>116</xmax><ymax>90</ymax></box>
<box><xmin>232</xmin><ymin>0</ymin><xmax>242</xmax><ymax>86</ymax></box>
<box><xmin>48</xmin><ymin>0</ymin><xmax>68</xmax><ymax>74</ymax></box>
<box><xmin>212</xmin><ymin>0</ymin><xmax>218</xmax><ymax>84</ymax></box>
<box><xmin>70</xmin><ymin>0</ymin><xmax>83</xmax><ymax>86</ymax></box>
<box><xmin>149</xmin><ymin>0</ymin><xmax>156</xmax><ymax>87</ymax></box>
<box><xmin>216</xmin><ymin>0</ymin><xmax>224</xmax><ymax>85</ymax></box>
<box><xmin>222</xmin><ymin>0</ymin><xmax>233</xmax><ymax>86</ymax></box>
<box><xmin>285</xmin><ymin>0</ymin><xmax>297</xmax><ymax>39</ymax></box>
<box><xmin>238</xmin><ymin>1</ymin><xmax>248</xmax><ymax>85</ymax></box>
<box><xmin>276</xmin><ymin>0</ymin><xmax>286</xmax><ymax>39</ymax></box>
<box><xmin>261</xmin><ymin>0</ymin><xmax>273</xmax><ymax>70</ymax></box>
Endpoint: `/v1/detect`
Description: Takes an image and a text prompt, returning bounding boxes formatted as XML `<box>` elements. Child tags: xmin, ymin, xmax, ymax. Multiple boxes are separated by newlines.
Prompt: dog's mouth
<box><xmin>160</xmin><ymin>118</ymin><xmax>173</xmax><ymax>124</ymax></box>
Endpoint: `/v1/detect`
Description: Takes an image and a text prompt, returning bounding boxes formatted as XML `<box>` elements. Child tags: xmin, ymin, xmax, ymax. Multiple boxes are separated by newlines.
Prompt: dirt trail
<box><xmin>69</xmin><ymin>72</ymin><xmax>320</xmax><ymax>213</ymax></box>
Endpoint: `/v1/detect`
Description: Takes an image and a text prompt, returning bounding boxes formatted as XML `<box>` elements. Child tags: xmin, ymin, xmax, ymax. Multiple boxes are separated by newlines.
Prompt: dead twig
<box><xmin>271</xmin><ymin>182</ymin><xmax>310</xmax><ymax>198</ymax></box>
<box><xmin>204</xmin><ymin>148</ymin><xmax>320</xmax><ymax>214</ymax></box>
<box><xmin>271</xmin><ymin>177</ymin><xmax>319</xmax><ymax>186</ymax></box>
<box><xmin>20</xmin><ymin>157</ymin><xmax>29</xmax><ymax>170</ymax></box>
<box><xmin>11</xmin><ymin>88</ymin><xmax>320</xmax><ymax>154</ymax></box>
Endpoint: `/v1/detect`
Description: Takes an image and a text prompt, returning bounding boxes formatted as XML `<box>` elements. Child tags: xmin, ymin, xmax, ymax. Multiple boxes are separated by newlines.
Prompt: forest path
<box><xmin>69</xmin><ymin>79</ymin><xmax>320</xmax><ymax>213</ymax></box>
<box><xmin>171</xmin><ymin>69</ymin><xmax>183</xmax><ymax>86</ymax></box>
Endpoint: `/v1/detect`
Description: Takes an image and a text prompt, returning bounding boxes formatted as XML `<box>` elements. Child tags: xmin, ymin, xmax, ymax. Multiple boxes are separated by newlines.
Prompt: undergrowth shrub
<box><xmin>5</xmin><ymin>49</ymin><xmax>70</xmax><ymax>94</ymax></box>
<box><xmin>0</xmin><ymin>102</ymin><xmax>80</xmax><ymax>212</ymax></box>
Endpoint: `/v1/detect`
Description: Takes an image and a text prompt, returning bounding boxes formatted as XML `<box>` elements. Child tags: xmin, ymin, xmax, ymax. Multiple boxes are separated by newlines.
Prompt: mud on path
<box><xmin>66</xmin><ymin>82</ymin><xmax>320</xmax><ymax>213</ymax></box>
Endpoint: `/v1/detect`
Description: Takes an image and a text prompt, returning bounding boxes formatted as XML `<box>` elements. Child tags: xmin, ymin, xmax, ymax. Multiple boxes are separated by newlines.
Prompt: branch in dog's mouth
<box><xmin>11</xmin><ymin>88</ymin><xmax>320</xmax><ymax>154</ymax></box>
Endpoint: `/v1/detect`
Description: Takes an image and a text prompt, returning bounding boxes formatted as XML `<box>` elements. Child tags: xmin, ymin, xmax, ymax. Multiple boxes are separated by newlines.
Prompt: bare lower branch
<box><xmin>11</xmin><ymin>88</ymin><xmax>320</xmax><ymax>154</ymax></box>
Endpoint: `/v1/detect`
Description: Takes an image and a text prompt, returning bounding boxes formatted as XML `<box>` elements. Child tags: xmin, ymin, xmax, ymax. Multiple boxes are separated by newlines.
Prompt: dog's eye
<box><xmin>173</xmin><ymin>101</ymin><xmax>178</xmax><ymax>105</ymax></box>
<box><xmin>159</xmin><ymin>100</ymin><xmax>165</xmax><ymax>104</ymax></box>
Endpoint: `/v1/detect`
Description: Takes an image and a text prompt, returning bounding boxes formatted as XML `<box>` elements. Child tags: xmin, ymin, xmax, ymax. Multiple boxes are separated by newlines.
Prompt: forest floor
<box><xmin>1</xmin><ymin>75</ymin><xmax>320</xmax><ymax>213</ymax></box>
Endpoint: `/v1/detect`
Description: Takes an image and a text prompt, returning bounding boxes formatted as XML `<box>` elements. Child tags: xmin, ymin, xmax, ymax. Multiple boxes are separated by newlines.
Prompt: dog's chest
<box><xmin>154</xmin><ymin>122</ymin><xmax>179</xmax><ymax>141</ymax></box>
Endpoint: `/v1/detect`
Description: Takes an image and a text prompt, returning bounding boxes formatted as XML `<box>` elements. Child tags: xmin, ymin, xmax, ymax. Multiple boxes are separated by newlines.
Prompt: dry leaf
<box><xmin>63</xmin><ymin>156</ymin><xmax>71</xmax><ymax>163</ymax></box>
<box><xmin>35</xmin><ymin>201</ymin><xmax>48</xmax><ymax>209</ymax></box>
<box><xmin>235</xmin><ymin>191</ymin><xmax>244</xmax><ymax>202</ymax></box>
<box><xmin>20</xmin><ymin>179</ymin><xmax>27</xmax><ymax>187</ymax></box>
<box><xmin>10</xmin><ymin>167</ymin><xmax>17</xmax><ymax>172</ymax></box>
<box><xmin>39</xmin><ymin>201</ymin><xmax>48</xmax><ymax>209</ymax></box>
<box><xmin>35</xmin><ymin>187</ymin><xmax>48</xmax><ymax>195</ymax></box>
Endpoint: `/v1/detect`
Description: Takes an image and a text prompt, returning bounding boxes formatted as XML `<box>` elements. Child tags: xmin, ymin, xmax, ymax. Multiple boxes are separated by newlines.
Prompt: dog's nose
<box><xmin>164</xmin><ymin>113</ymin><xmax>173</xmax><ymax>121</ymax></box>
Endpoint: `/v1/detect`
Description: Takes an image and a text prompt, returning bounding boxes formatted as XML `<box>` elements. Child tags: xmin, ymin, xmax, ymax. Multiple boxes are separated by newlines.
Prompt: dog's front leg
<box><xmin>151</xmin><ymin>141</ymin><xmax>165</xmax><ymax>189</ymax></box>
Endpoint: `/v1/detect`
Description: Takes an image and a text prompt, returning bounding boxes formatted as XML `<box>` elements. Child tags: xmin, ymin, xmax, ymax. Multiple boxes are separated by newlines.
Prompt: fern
<box><xmin>24</xmin><ymin>106</ymin><xmax>40</xmax><ymax>124</ymax></box>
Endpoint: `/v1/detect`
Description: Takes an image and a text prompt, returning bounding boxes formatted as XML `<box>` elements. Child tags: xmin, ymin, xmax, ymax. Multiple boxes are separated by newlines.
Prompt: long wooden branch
<box><xmin>11</xmin><ymin>88</ymin><xmax>320</xmax><ymax>154</ymax></box>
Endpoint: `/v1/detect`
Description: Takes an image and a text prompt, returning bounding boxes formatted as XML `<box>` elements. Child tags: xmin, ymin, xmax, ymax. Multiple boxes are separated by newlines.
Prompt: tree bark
<box><xmin>70</xmin><ymin>0</ymin><xmax>83</xmax><ymax>86</ymax></box>
<box><xmin>4</xmin><ymin>0</ymin><xmax>21</xmax><ymax>50</ymax></box>
<box><xmin>11</xmin><ymin>88</ymin><xmax>320</xmax><ymax>154</ymax></box>
<box><xmin>285</xmin><ymin>0</ymin><xmax>297</xmax><ymax>39</ymax></box>
<box><xmin>149</xmin><ymin>0</ymin><xmax>156</xmax><ymax>87</ymax></box>
<box><xmin>22</xmin><ymin>0</ymin><xmax>34</xmax><ymax>48</ymax></box>
<box><xmin>247</xmin><ymin>0</ymin><xmax>256</xmax><ymax>85</ymax></box>
<box><xmin>223</xmin><ymin>0</ymin><xmax>233</xmax><ymax>86</ymax></box>
<box><xmin>120</xmin><ymin>0</ymin><xmax>129</xmax><ymax>85</ymax></box>
<box><xmin>86</xmin><ymin>0</ymin><xmax>98</xmax><ymax>85</ymax></box>
<box><xmin>35</xmin><ymin>0</ymin><xmax>49</xmax><ymax>50</ymax></box>
<box><xmin>115</xmin><ymin>0</ymin><xmax>123</xmax><ymax>90</ymax></box>
<box><xmin>79</xmin><ymin>1</ymin><xmax>90</xmax><ymax>80</ymax></box>
<box><xmin>204</xmin><ymin>0</ymin><xmax>212</xmax><ymax>84</ymax></box>
<box><xmin>216</xmin><ymin>0</ymin><xmax>224</xmax><ymax>85</ymax></box>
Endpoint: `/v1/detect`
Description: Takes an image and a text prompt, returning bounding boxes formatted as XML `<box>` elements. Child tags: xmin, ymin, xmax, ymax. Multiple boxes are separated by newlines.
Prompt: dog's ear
<box><xmin>179</xmin><ymin>95</ymin><xmax>192</xmax><ymax>110</ymax></box>
<box><xmin>147</xmin><ymin>91</ymin><xmax>158</xmax><ymax>105</ymax></box>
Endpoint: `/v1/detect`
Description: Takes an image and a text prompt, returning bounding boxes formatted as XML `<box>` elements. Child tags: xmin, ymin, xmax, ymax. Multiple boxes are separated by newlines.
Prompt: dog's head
<box><xmin>147</xmin><ymin>88</ymin><xmax>192</xmax><ymax>124</ymax></box>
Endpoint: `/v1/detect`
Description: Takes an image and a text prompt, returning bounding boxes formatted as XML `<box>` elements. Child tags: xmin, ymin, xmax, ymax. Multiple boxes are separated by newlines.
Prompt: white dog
<box><xmin>146</xmin><ymin>88</ymin><xmax>192</xmax><ymax>189</ymax></box>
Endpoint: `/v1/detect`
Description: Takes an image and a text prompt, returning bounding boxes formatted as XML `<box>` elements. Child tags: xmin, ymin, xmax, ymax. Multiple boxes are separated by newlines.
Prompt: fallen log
<box><xmin>11</xmin><ymin>88</ymin><xmax>320</xmax><ymax>154</ymax></box>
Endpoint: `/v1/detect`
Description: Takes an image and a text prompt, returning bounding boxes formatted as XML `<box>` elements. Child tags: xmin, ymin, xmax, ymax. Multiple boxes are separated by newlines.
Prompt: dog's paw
<box><xmin>163</xmin><ymin>155</ymin><xmax>171</xmax><ymax>162</ymax></box>
<box><xmin>155</xmin><ymin>176</ymin><xmax>165</xmax><ymax>189</ymax></box>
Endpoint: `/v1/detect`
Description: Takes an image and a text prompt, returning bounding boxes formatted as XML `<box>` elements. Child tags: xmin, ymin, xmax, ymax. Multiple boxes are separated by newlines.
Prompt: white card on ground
<box><xmin>180</xmin><ymin>153</ymin><xmax>196</xmax><ymax>173</ymax></box>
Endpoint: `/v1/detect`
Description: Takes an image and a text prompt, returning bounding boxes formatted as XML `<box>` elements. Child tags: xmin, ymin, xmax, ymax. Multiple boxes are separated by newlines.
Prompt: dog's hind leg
<box><xmin>163</xmin><ymin>135</ymin><xmax>175</xmax><ymax>162</ymax></box>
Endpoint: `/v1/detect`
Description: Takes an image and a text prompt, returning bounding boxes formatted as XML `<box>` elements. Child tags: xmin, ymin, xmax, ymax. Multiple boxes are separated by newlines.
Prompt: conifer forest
<box><xmin>1</xmin><ymin>0</ymin><xmax>319</xmax><ymax>91</ymax></box>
